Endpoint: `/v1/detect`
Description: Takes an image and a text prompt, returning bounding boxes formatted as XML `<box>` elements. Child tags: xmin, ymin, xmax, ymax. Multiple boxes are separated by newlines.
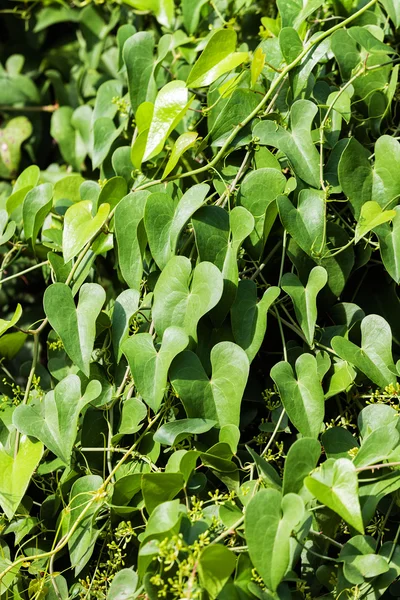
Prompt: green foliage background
<box><xmin>0</xmin><ymin>0</ymin><xmax>400</xmax><ymax>598</ymax></box>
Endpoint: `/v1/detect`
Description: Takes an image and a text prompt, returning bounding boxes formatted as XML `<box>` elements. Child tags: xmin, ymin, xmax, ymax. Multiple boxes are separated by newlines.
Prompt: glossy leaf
<box><xmin>63</xmin><ymin>200</ymin><xmax>110</xmax><ymax>263</ymax></box>
<box><xmin>162</xmin><ymin>132</ymin><xmax>198</xmax><ymax>179</ymax></box>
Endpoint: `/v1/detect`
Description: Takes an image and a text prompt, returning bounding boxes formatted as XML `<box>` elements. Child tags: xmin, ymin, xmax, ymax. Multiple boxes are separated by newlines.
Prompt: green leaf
<box><xmin>122</xmin><ymin>327</ymin><xmax>189</xmax><ymax>412</ymax></box>
<box><xmin>377</xmin><ymin>206</ymin><xmax>400</xmax><ymax>284</ymax></box>
<box><xmin>245</xmin><ymin>489</ymin><xmax>304</xmax><ymax>591</ymax></box>
<box><xmin>339</xmin><ymin>536</ymin><xmax>389</xmax><ymax>585</ymax></box>
<box><xmin>353</xmin><ymin>423</ymin><xmax>399</xmax><ymax>469</ymax></box>
<box><xmin>198</xmin><ymin>545</ymin><xmax>236</xmax><ymax>599</ymax></box>
<box><xmin>142</xmin><ymin>473</ymin><xmax>184</xmax><ymax>514</ymax></box>
<box><xmin>62</xmin><ymin>200</ymin><xmax>110</xmax><ymax>263</ymax></box>
<box><xmin>153</xmin><ymin>418</ymin><xmax>216</xmax><ymax>446</ymax></box>
<box><xmin>112</xmin><ymin>289</ymin><xmax>140</xmax><ymax>362</ymax></box>
<box><xmin>13</xmin><ymin>375</ymin><xmax>101</xmax><ymax>465</ymax></box>
<box><xmin>231</xmin><ymin>281</ymin><xmax>280</xmax><ymax>362</ymax></box>
<box><xmin>279</xmin><ymin>27</ymin><xmax>303</xmax><ymax>63</ymax></box>
<box><xmin>170</xmin><ymin>341</ymin><xmax>249</xmax><ymax>428</ymax></box>
<box><xmin>182</xmin><ymin>0</ymin><xmax>208</xmax><ymax>34</ymax></box>
<box><xmin>92</xmin><ymin>118</ymin><xmax>124</xmax><ymax>170</ymax></box>
<box><xmin>153</xmin><ymin>256</ymin><xmax>223</xmax><ymax>342</ymax></box>
<box><xmin>253</xmin><ymin>100</ymin><xmax>321</xmax><ymax>188</ymax></box>
<box><xmin>107</xmin><ymin>568</ymin><xmax>138</xmax><ymax>600</ymax></box>
<box><xmin>281</xmin><ymin>266</ymin><xmax>327</xmax><ymax>346</ymax></box>
<box><xmin>0</xmin><ymin>436</ymin><xmax>43</xmax><ymax>520</ymax></box>
<box><xmin>0</xmin><ymin>304</ymin><xmax>22</xmax><ymax>337</ymax></box>
<box><xmin>44</xmin><ymin>283</ymin><xmax>106</xmax><ymax>377</ymax></box>
<box><xmin>115</xmin><ymin>191</ymin><xmax>150</xmax><ymax>290</ymax></box>
<box><xmin>97</xmin><ymin>177</ymin><xmax>127</xmax><ymax>212</ymax></box>
<box><xmin>115</xmin><ymin>397</ymin><xmax>147</xmax><ymax>439</ymax></box>
<box><xmin>282</xmin><ymin>437</ymin><xmax>321</xmax><ymax>495</ymax></box>
<box><xmin>381</xmin><ymin>0</ymin><xmax>400</xmax><ymax>27</ymax></box>
<box><xmin>325</xmin><ymin>359</ymin><xmax>356</xmax><ymax>399</ymax></box>
<box><xmin>122</xmin><ymin>0</ymin><xmax>174</xmax><ymax>28</ymax></box>
<box><xmin>144</xmin><ymin>183</ymin><xmax>209</xmax><ymax>269</ymax></box>
<box><xmin>187</xmin><ymin>29</ymin><xmax>248</xmax><ymax>88</ymax></box>
<box><xmin>271</xmin><ymin>354</ymin><xmax>325</xmax><ymax>438</ymax></box>
<box><xmin>22</xmin><ymin>183</ymin><xmax>53</xmax><ymax>244</ymax></box>
<box><xmin>143</xmin><ymin>81</ymin><xmax>190</xmax><ymax>162</ymax></box>
<box><xmin>123</xmin><ymin>32</ymin><xmax>155</xmax><ymax>113</ymax></box>
<box><xmin>355</xmin><ymin>201</ymin><xmax>396</xmax><ymax>243</ymax></box>
<box><xmin>68</xmin><ymin>475</ymin><xmax>104</xmax><ymax>575</ymax></box>
<box><xmin>277</xmin><ymin>0</ymin><xmax>323</xmax><ymax>30</ymax></box>
<box><xmin>278</xmin><ymin>190</ymin><xmax>325</xmax><ymax>257</ymax></box>
<box><xmin>162</xmin><ymin>132</ymin><xmax>198</xmax><ymax>178</ymax></box>
<box><xmin>331</xmin><ymin>314</ymin><xmax>397</xmax><ymax>388</ymax></box>
<box><xmin>305</xmin><ymin>458</ymin><xmax>364</xmax><ymax>533</ymax></box>
<box><xmin>0</xmin><ymin>117</ymin><xmax>32</xmax><ymax>179</ymax></box>
<box><xmin>237</xmin><ymin>167</ymin><xmax>286</xmax><ymax>257</ymax></box>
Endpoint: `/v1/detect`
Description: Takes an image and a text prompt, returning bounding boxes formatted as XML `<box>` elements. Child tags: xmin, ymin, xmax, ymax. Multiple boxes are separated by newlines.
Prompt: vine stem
<box><xmin>0</xmin><ymin>260</ymin><xmax>49</xmax><ymax>285</ymax></box>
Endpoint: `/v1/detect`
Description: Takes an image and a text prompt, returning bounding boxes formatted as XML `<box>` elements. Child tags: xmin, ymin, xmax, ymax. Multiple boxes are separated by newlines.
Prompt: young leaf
<box><xmin>144</xmin><ymin>184</ymin><xmax>209</xmax><ymax>269</ymax></box>
<box><xmin>62</xmin><ymin>200</ymin><xmax>110</xmax><ymax>264</ymax></box>
<box><xmin>231</xmin><ymin>281</ymin><xmax>280</xmax><ymax>362</ymax></box>
<box><xmin>162</xmin><ymin>132</ymin><xmax>198</xmax><ymax>179</ymax></box>
<box><xmin>271</xmin><ymin>354</ymin><xmax>325</xmax><ymax>438</ymax></box>
<box><xmin>122</xmin><ymin>327</ymin><xmax>189</xmax><ymax>412</ymax></box>
<box><xmin>331</xmin><ymin>314</ymin><xmax>397</xmax><ymax>388</ymax></box>
<box><xmin>305</xmin><ymin>458</ymin><xmax>364</xmax><ymax>534</ymax></box>
<box><xmin>355</xmin><ymin>201</ymin><xmax>396</xmax><ymax>243</ymax></box>
<box><xmin>13</xmin><ymin>376</ymin><xmax>101</xmax><ymax>465</ymax></box>
<box><xmin>152</xmin><ymin>256</ymin><xmax>223</xmax><ymax>342</ymax></box>
<box><xmin>170</xmin><ymin>342</ymin><xmax>249</xmax><ymax>428</ymax></box>
<box><xmin>143</xmin><ymin>81</ymin><xmax>190</xmax><ymax>162</ymax></box>
<box><xmin>281</xmin><ymin>266</ymin><xmax>328</xmax><ymax>346</ymax></box>
<box><xmin>0</xmin><ymin>436</ymin><xmax>43</xmax><ymax>520</ymax></box>
<box><xmin>44</xmin><ymin>283</ymin><xmax>106</xmax><ymax>376</ymax></box>
<box><xmin>187</xmin><ymin>29</ymin><xmax>248</xmax><ymax>88</ymax></box>
<box><xmin>245</xmin><ymin>489</ymin><xmax>304</xmax><ymax>591</ymax></box>
<box><xmin>253</xmin><ymin>100</ymin><xmax>321</xmax><ymax>188</ymax></box>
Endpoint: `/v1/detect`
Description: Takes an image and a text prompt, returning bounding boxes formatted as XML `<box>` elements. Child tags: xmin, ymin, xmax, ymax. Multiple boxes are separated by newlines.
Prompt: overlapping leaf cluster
<box><xmin>0</xmin><ymin>0</ymin><xmax>400</xmax><ymax>598</ymax></box>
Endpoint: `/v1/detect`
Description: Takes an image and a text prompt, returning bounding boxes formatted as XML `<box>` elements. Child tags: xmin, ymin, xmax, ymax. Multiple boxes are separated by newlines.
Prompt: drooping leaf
<box><xmin>112</xmin><ymin>289</ymin><xmax>140</xmax><ymax>362</ymax></box>
<box><xmin>253</xmin><ymin>100</ymin><xmax>321</xmax><ymax>188</ymax></box>
<box><xmin>152</xmin><ymin>256</ymin><xmax>223</xmax><ymax>342</ymax></box>
<box><xmin>271</xmin><ymin>354</ymin><xmax>325</xmax><ymax>438</ymax></box>
<box><xmin>122</xmin><ymin>327</ymin><xmax>189</xmax><ymax>412</ymax></box>
<box><xmin>162</xmin><ymin>132</ymin><xmax>198</xmax><ymax>179</ymax></box>
<box><xmin>170</xmin><ymin>342</ymin><xmax>249</xmax><ymax>428</ymax></box>
<box><xmin>305</xmin><ymin>458</ymin><xmax>364</xmax><ymax>533</ymax></box>
<box><xmin>44</xmin><ymin>283</ymin><xmax>106</xmax><ymax>377</ymax></box>
<box><xmin>13</xmin><ymin>376</ymin><xmax>101</xmax><ymax>464</ymax></box>
<box><xmin>245</xmin><ymin>489</ymin><xmax>304</xmax><ymax>591</ymax></box>
<box><xmin>22</xmin><ymin>183</ymin><xmax>53</xmax><ymax>244</ymax></box>
<box><xmin>281</xmin><ymin>266</ymin><xmax>328</xmax><ymax>346</ymax></box>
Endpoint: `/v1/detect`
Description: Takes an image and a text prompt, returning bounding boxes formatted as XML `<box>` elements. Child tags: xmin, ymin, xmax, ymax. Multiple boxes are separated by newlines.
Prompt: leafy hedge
<box><xmin>1</xmin><ymin>0</ymin><xmax>400</xmax><ymax>598</ymax></box>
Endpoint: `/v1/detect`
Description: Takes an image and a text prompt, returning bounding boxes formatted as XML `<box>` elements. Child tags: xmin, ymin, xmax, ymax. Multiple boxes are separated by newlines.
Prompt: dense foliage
<box><xmin>0</xmin><ymin>0</ymin><xmax>400</xmax><ymax>598</ymax></box>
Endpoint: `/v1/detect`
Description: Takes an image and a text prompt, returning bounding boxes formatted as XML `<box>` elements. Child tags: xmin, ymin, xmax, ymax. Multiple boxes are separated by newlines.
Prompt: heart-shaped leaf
<box><xmin>170</xmin><ymin>341</ymin><xmax>249</xmax><ymax>428</ymax></box>
<box><xmin>0</xmin><ymin>435</ymin><xmax>43</xmax><ymax>520</ymax></box>
<box><xmin>237</xmin><ymin>168</ymin><xmax>286</xmax><ymax>257</ymax></box>
<box><xmin>271</xmin><ymin>353</ymin><xmax>325</xmax><ymax>438</ymax></box>
<box><xmin>144</xmin><ymin>183</ymin><xmax>209</xmax><ymax>269</ymax></box>
<box><xmin>112</xmin><ymin>289</ymin><xmax>140</xmax><ymax>362</ymax></box>
<box><xmin>0</xmin><ymin>210</ymin><xmax>16</xmax><ymax>245</ymax></box>
<box><xmin>281</xmin><ymin>266</ymin><xmax>327</xmax><ymax>346</ymax></box>
<box><xmin>278</xmin><ymin>189</ymin><xmax>325</xmax><ymax>257</ymax></box>
<box><xmin>44</xmin><ymin>283</ymin><xmax>106</xmax><ymax>376</ymax></box>
<box><xmin>187</xmin><ymin>29</ymin><xmax>248</xmax><ymax>88</ymax></box>
<box><xmin>355</xmin><ymin>201</ymin><xmax>396</xmax><ymax>243</ymax></box>
<box><xmin>142</xmin><ymin>473</ymin><xmax>184</xmax><ymax>514</ymax></box>
<box><xmin>123</xmin><ymin>32</ymin><xmax>155</xmax><ymax>114</ymax></box>
<box><xmin>198</xmin><ymin>544</ymin><xmax>236</xmax><ymax>599</ymax></box>
<box><xmin>0</xmin><ymin>116</ymin><xmax>32</xmax><ymax>179</ymax></box>
<box><xmin>305</xmin><ymin>458</ymin><xmax>364</xmax><ymax>533</ymax></box>
<box><xmin>331</xmin><ymin>314</ymin><xmax>396</xmax><ymax>388</ymax></box>
<box><xmin>13</xmin><ymin>375</ymin><xmax>101</xmax><ymax>465</ymax></box>
<box><xmin>122</xmin><ymin>326</ymin><xmax>189</xmax><ymax>412</ymax></box>
<box><xmin>63</xmin><ymin>200</ymin><xmax>110</xmax><ymax>263</ymax></box>
<box><xmin>245</xmin><ymin>489</ymin><xmax>304</xmax><ymax>591</ymax></box>
<box><xmin>107</xmin><ymin>568</ymin><xmax>138</xmax><ymax>600</ymax></box>
<box><xmin>231</xmin><ymin>281</ymin><xmax>280</xmax><ymax>362</ymax></box>
<box><xmin>153</xmin><ymin>255</ymin><xmax>223</xmax><ymax>342</ymax></box>
<box><xmin>253</xmin><ymin>100</ymin><xmax>321</xmax><ymax>188</ymax></box>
